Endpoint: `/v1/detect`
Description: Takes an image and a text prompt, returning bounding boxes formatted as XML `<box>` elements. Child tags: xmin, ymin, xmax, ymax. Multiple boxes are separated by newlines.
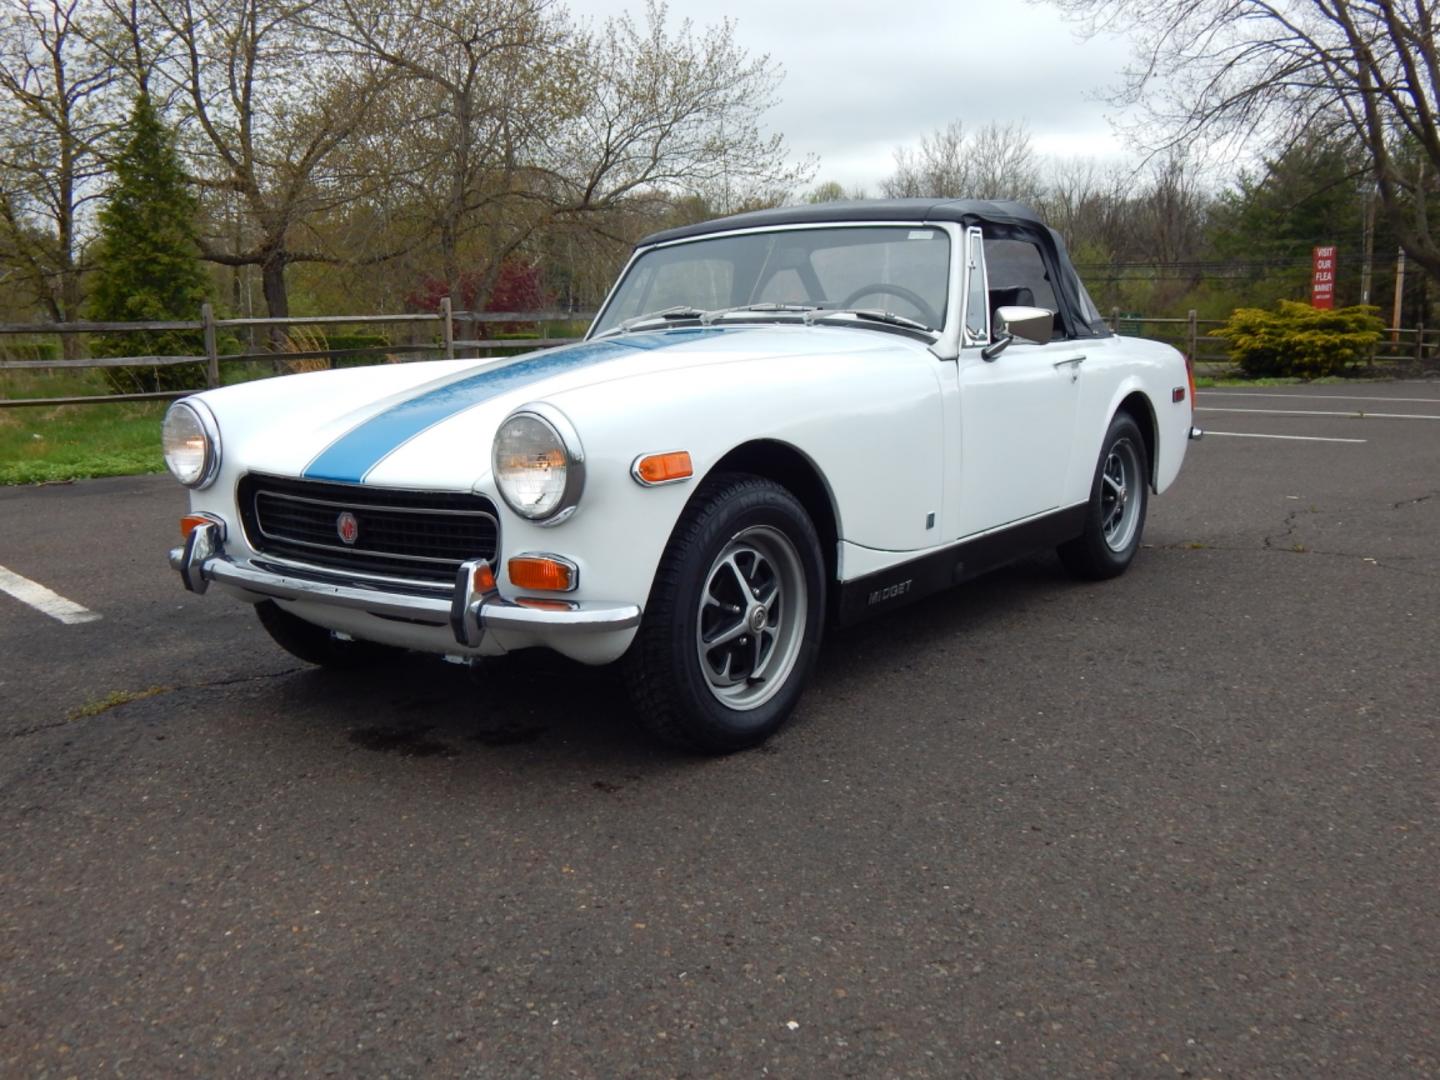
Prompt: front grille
<box><xmin>237</xmin><ymin>473</ymin><xmax>499</xmax><ymax>586</ymax></box>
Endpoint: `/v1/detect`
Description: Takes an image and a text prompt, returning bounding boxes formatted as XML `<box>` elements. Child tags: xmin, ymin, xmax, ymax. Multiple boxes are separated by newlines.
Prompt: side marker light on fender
<box><xmin>632</xmin><ymin>451</ymin><xmax>693</xmax><ymax>486</ymax></box>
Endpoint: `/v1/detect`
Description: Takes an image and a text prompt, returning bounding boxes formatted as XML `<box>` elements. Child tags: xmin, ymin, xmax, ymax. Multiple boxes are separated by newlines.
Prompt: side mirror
<box><xmin>995</xmin><ymin>305</ymin><xmax>1054</xmax><ymax>345</ymax></box>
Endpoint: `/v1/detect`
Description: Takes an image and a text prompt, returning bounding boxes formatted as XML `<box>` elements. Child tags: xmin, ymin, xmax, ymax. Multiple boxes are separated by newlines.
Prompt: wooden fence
<box><xmin>4</xmin><ymin>303</ymin><xmax>1437</xmax><ymax>409</ymax></box>
<box><xmin>1104</xmin><ymin>308</ymin><xmax>1440</xmax><ymax>371</ymax></box>
<box><xmin>0</xmin><ymin>299</ymin><xmax>593</xmax><ymax>409</ymax></box>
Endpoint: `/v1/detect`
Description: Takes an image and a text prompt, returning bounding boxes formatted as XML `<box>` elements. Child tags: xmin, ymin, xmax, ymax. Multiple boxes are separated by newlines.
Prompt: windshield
<box><xmin>591</xmin><ymin>225</ymin><xmax>951</xmax><ymax>337</ymax></box>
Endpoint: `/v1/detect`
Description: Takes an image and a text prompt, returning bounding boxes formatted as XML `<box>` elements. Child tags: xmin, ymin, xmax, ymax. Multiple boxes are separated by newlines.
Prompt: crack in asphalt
<box><xmin>1159</xmin><ymin>488</ymin><xmax>1440</xmax><ymax>576</ymax></box>
<box><xmin>5</xmin><ymin>667</ymin><xmax>305</xmax><ymax>740</ymax></box>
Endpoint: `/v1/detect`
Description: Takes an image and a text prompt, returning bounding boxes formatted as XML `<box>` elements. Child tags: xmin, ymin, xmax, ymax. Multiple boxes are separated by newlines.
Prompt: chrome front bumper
<box><xmin>169</xmin><ymin>522</ymin><xmax>641</xmax><ymax>649</ymax></box>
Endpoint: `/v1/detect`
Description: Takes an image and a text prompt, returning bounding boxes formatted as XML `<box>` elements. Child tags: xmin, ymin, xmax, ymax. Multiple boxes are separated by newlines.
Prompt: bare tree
<box><xmin>881</xmin><ymin>120</ymin><xmax>968</xmax><ymax>198</ymax></box>
<box><xmin>543</xmin><ymin>2</ymin><xmax>811</xmax><ymax>220</ymax></box>
<box><xmin>319</xmin><ymin>0</ymin><xmax>808</xmax><ymax>310</ymax></box>
<box><xmin>0</xmin><ymin>0</ymin><xmax>115</xmax><ymax>326</ymax></box>
<box><xmin>881</xmin><ymin>120</ymin><xmax>1040</xmax><ymax>202</ymax></box>
<box><xmin>142</xmin><ymin>0</ymin><xmax>390</xmax><ymax>320</ymax></box>
<box><xmin>1050</xmin><ymin>0</ymin><xmax>1440</xmax><ymax>278</ymax></box>
<box><xmin>1037</xmin><ymin>156</ymin><xmax>1133</xmax><ymax>256</ymax></box>
<box><xmin>316</xmin><ymin>0</ymin><xmax>567</xmax><ymax>309</ymax></box>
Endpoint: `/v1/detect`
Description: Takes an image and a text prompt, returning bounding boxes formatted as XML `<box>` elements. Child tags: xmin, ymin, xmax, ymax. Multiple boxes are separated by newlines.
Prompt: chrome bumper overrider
<box><xmin>169</xmin><ymin>522</ymin><xmax>641</xmax><ymax>649</ymax></box>
<box><xmin>1190</xmin><ymin>425</ymin><xmax>1205</xmax><ymax>440</ymax></box>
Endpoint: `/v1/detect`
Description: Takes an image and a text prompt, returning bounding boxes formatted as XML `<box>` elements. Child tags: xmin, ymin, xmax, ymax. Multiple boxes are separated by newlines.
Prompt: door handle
<box><xmin>1053</xmin><ymin>354</ymin><xmax>1085</xmax><ymax>381</ymax></box>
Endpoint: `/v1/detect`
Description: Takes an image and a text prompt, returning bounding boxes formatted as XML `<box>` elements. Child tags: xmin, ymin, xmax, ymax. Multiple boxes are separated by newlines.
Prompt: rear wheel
<box><xmin>254</xmin><ymin>599</ymin><xmax>401</xmax><ymax>668</ymax></box>
<box><xmin>624</xmin><ymin>473</ymin><xmax>825</xmax><ymax>753</ymax></box>
<box><xmin>1058</xmin><ymin>412</ymin><xmax>1149</xmax><ymax>580</ymax></box>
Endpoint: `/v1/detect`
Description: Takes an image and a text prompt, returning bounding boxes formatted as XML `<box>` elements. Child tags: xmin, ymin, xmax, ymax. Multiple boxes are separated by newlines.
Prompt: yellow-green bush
<box><xmin>1214</xmin><ymin>300</ymin><xmax>1384</xmax><ymax>378</ymax></box>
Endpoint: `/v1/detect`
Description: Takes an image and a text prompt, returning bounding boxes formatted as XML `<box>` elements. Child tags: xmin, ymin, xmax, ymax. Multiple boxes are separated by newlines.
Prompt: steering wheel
<box><xmin>838</xmin><ymin>283</ymin><xmax>941</xmax><ymax>329</ymax></box>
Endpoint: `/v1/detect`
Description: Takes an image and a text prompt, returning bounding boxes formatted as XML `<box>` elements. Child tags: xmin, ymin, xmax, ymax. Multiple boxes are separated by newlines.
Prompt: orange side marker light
<box><xmin>633</xmin><ymin>451</ymin><xmax>693</xmax><ymax>486</ymax></box>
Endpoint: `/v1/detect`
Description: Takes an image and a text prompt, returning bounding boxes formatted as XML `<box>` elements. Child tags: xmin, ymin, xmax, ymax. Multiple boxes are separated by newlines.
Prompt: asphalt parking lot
<box><xmin>1</xmin><ymin>383</ymin><xmax>1436</xmax><ymax>1077</ymax></box>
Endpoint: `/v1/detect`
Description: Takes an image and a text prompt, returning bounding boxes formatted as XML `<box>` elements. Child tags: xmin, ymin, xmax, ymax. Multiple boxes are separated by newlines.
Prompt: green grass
<box><xmin>0</xmin><ymin>400</ymin><xmax>166</xmax><ymax>484</ymax></box>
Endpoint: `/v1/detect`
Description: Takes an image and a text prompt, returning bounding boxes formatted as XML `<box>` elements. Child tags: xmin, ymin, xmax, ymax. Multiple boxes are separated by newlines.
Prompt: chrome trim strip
<box><xmin>252</xmin><ymin>526</ymin><xmax>476</xmax><ymax>567</ymax></box>
<box><xmin>256</xmin><ymin>488</ymin><xmax>497</xmax><ymax>517</ymax></box>
<box><xmin>476</xmin><ymin>600</ymin><xmax>641</xmax><ymax>635</ymax></box>
<box><xmin>169</xmin><ymin>544</ymin><xmax>640</xmax><ymax>643</ymax></box>
<box><xmin>249</xmin><ymin>554</ymin><xmax>451</xmax><ymax>595</ymax></box>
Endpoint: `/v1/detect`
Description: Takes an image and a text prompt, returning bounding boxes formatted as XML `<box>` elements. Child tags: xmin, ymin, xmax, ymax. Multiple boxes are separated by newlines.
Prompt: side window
<box><xmin>983</xmin><ymin>237</ymin><xmax>1061</xmax><ymax>335</ymax></box>
<box><xmin>963</xmin><ymin>227</ymin><xmax>988</xmax><ymax>345</ymax></box>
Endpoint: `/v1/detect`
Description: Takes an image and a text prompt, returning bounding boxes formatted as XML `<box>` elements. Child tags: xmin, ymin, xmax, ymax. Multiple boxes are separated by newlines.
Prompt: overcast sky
<box><xmin>570</xmin><ymin>0</ymin><xmax>1141</xmax><ymax>193</ymax></box>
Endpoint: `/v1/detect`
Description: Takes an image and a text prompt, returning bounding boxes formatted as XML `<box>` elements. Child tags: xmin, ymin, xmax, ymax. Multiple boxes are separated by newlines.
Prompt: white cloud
<box><xmin>569</xmin><ymin>0</ymin><xmax>1142</xmax><ymax>191</ymax></box>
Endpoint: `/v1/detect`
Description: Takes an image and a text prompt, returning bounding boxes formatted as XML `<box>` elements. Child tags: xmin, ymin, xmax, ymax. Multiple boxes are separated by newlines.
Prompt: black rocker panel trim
<box><xmin>835</xmin><ymin>504</ymin><xmax>1088</xmax><ymax>627</ymax></box>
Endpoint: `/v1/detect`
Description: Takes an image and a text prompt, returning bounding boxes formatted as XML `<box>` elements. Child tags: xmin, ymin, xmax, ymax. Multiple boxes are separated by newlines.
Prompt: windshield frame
<box><xmin>587</xmin><ymin>221</ymin><xmax>966</xmax><ymax>359</ymax></box>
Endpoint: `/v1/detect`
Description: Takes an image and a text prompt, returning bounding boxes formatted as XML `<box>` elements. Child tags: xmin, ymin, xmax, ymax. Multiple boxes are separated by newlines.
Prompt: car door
<box><xmin>951</xmin><ymin>229</ymin><xmax>1083</xmax><ymax>539</ymax></box>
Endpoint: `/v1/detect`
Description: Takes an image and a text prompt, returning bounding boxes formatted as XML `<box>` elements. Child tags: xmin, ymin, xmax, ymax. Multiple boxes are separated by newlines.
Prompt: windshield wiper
<box><xmin>807</xmin><ymin>308</ymin><xmax>936</xmax><ymax>335</ymax></box>
<box><xmin>595</xmin><ymin>305</ymin><xmax>706</xmax><ymax>338</ymax></box>
<box><xmin>700</xmin><ymin>302</ymin><xmax>825</xmax><ymax>323</ymax></box>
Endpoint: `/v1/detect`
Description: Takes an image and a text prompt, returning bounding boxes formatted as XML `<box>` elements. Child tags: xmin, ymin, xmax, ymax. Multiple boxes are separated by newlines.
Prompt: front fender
<box><xmin>490</xmin><ymin>347</ymin><xmax>946</xmax><ymax>618</ymax></box>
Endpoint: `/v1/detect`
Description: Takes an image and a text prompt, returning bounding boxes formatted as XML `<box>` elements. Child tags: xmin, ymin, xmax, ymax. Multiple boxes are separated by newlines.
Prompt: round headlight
<box><xmin>492</xmin><ymin>406</ymin><xmax>584</xmax><ymax>523</ymax></box>
<box><xmin>162</xmin><ymin>399</ymin><xmax>220</xmax><ymax>488</ymax></box>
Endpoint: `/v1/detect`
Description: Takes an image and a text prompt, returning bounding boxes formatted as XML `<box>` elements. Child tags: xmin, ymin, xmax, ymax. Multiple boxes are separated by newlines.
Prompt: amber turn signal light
<box><xmin>473</xmin><ymin>562</ymin><xmax>497</xmax><ymax>592</ymax></box>
<box><xmin>633</xmin><ymin>450</ymin><xmax>693</xmax><ymax>486</ymax></box>
<box><xmin>180</xmin><ymin>513</ymin><xmax>222</xmax><ymax>538</ymax></box>
<box><xmin>507</xmin><ymin>555</ymin><xmax>577</xmax><ymax>592</ymax></box>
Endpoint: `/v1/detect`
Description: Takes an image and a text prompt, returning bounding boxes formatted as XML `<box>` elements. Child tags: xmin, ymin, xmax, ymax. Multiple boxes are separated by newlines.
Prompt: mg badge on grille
<box><xmin>336</xmin><ymin>511</ymin><xmax>359</xmax><ymax>545</ymax></box>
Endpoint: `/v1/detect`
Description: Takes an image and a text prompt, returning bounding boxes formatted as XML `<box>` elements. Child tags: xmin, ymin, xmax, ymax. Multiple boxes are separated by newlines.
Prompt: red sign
<box><xmin>1312</xmin><ymin>245</ymin><xmax>1337</xmax><ymax>309</ymax></box>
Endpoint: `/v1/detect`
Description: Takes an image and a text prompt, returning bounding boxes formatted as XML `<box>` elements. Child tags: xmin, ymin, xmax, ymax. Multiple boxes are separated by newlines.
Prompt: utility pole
<box><xmin>1391</xmin><ymin>247</ymin><xmax>1406</xmax><ymax>344</ymax></box>
<box><xmin>1360</xmin><ymin>187</ymin><xmax>1375</xmax><ymax>305</ymax></box>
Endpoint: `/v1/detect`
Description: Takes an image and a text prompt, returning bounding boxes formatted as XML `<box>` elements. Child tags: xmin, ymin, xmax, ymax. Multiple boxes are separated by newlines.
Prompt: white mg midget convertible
<box><xmin>165</xmin><ymin>199</ymin><xmax>1200</xmax><ymax>752</ymax></box>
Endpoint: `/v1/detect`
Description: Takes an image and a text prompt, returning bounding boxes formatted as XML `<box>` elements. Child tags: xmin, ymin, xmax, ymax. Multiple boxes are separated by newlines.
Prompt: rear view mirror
<box><xmin>995</xmin><ymin>305</ymin><xmax>1054</xmax><ymax>345</ymax></box>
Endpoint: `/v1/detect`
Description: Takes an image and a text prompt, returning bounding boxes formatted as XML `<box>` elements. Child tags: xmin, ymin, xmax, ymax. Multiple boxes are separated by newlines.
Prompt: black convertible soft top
<box><xmin>637</xmin><ymin>198</ymin><xmax>1047</xmax><ymax>246</ymax></box>
<box><xmin>637</xmin><ymin>199</ymin><xmax>1109</xmax><ymax>340</ymax></box>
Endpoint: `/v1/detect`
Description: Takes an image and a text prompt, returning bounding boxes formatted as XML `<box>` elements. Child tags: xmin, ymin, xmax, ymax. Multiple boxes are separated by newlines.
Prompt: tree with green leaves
<box><xmin>88</xmin><ymin>92</ymin><xmax>211</xmax><ymax>393</ymax></box>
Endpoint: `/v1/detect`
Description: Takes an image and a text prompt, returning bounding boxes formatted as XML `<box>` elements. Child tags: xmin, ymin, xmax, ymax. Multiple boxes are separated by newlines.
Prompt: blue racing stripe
<box><xmin>302</xmin><ymin>329</ymin><xmax>724</xmax><ymax>484</ymax></box>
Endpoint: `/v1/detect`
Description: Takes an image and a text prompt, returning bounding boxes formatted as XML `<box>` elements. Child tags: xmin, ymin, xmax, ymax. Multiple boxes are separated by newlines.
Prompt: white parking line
<box><xmin>1205</xmin><ymin>431</ymin><xmax>1367</xmax><ymax>444</ymax></box>
<box><xmin>0</xmin><ymin>564</ymin><xmax>101</xmax><ymax>625</ymax></box>
<box><xmin>1203</xmin><ymin>391</ymin><xmax>1440</xmax><ymax>404</ymax></box>
<box><xmin>1198</xmin><ymin>407</ymin><xmax>1440</xmax><ymax>420</ymax></box>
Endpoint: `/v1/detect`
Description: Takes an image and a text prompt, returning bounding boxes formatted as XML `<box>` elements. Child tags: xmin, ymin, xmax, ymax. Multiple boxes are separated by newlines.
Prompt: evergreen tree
<box><xmin>89</xmin><ymin>93</ymin><xmax>211</xmax><ymax>394</ymax></box>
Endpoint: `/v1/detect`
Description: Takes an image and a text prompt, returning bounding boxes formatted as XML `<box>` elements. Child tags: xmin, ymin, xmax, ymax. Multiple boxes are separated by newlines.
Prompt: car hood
<box><xmin>201</xmin><ymin>325</ymin><xmax>926</xmax><ymax>489</ymax></box>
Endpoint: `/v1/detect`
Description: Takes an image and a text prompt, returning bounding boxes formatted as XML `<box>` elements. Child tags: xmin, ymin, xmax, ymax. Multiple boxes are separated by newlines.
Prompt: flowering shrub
<box><xmin>1214</xmin><ymin>300</ymin><xmax>1384</xmax><ymax>377</ymax></box>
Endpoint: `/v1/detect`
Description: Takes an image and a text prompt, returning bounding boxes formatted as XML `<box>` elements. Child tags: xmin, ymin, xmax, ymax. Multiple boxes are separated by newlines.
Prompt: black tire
<box><xmin>1057</xmin><ymin>412</ymin><xmax>1150</xmax><ymax>580</ymax></box>
<box><xmin>624</xmin><ymin>473</ymin><xmax>826</xmax><ymax>754</ymax></box>
<box><xmin>254</xmin><ymin>599</ymin><xmax>401</xmax><ymax>668</ymax></box>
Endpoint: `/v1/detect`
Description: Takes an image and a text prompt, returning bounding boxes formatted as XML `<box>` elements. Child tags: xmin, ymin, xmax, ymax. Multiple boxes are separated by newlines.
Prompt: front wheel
<box><xmin>624</xmin><ymin>473</ymin><xmax>826</xmax><ymax>753</ymax></box>
<box><xmin>1057</xmin><ymin>412</ymin><xmax>1149</xmax><ymax>580</ymax></box>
